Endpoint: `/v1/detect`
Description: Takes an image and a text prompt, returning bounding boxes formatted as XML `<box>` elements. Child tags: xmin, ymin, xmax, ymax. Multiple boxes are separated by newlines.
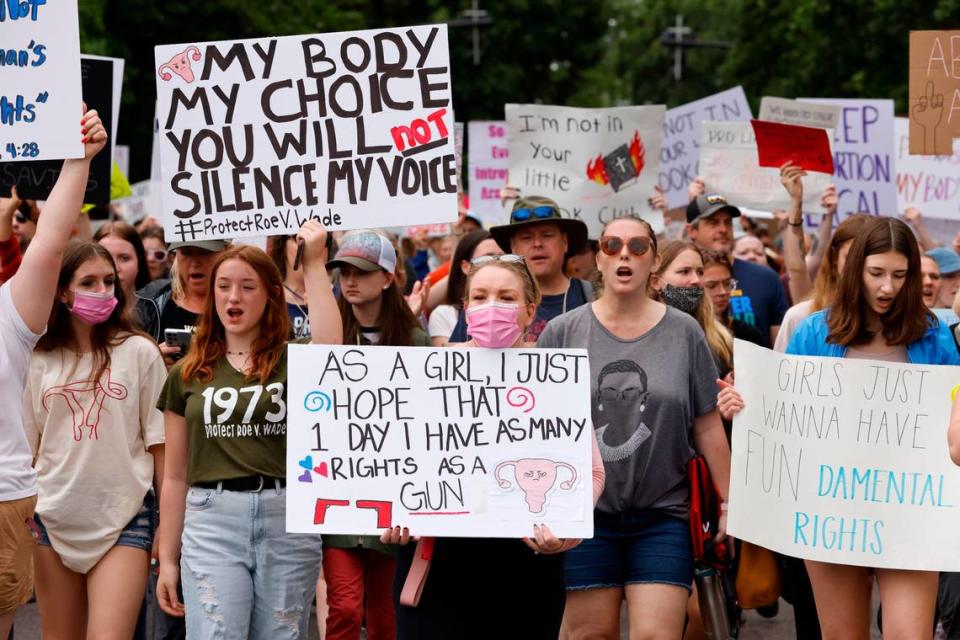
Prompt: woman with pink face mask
<box><xmin>383</xmin><ymin>255</ymin><xmax>605</xmax><ymax>640</ymax></box>
<box><xmin>21</xmin><ymin>242</ymin><xmax>167</xmax><ymax>639</ymax></box>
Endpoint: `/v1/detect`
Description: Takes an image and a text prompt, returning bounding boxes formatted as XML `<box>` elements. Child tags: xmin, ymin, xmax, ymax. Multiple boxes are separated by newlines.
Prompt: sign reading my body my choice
<box><xmin>728</xmin><ymin>340</ymin><xmax>960</xmax><ymax>571</ymax></box>
<box><xmin>0</xmin><ymin>0</ymin><xmax>83</xmax><ymax>162</ymax></box>
<box><xmin>155</xmin><ymin>25</ymin><xmax>458</xmax><ymax>243</ymax></box>
<box><xmin>286</xmin><ymin>345</ymin><xmax>594</xmax><ymax>538</ymax></box>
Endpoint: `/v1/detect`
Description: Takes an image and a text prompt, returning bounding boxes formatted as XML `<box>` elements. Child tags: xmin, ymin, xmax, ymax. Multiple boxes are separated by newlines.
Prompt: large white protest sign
<box><xmin>803</xmin><ymin>99</ymin><xmax>897</xmax><ymax>218</ymax></box>
<box><xmin>728</xmin><ymin>340</ymin><xmax>960</xmax><ymax>571</ymax></box>
<box><xmin>661</xmin><ymin>87</ymin><xmax>752</xmax><ymax>209</ymax></box>
<box><xmin>286</xmin><ymin>345</ymin><xmax>594</xmax><ymax>537</ymax></box>
<box><xmin>895</xmin><ymin>117</ymin><xmax>960</xmax><ymax>221</ymax></box>
<box><xmin>759</xmin><ymin>97</ymin><xmax>841</xmax><ymax>130</ymax></box>
<box><xmin>699</xmin><ymin>122</ymin><xmax>830</xmax><ymax>214</ymax></box>
<box><xmin>0</xmin><ymin>0</ymin><xmax>82</xmax><ymax>162</ymax></box>
<box><xmin>155</xmin><ymin>25</ymin><xmax>458</xmax><ymax>243</ymax></box>
<box><xmin>506</xmin><ymin>104</ymin><xmax>665</xmax><ymax>236</ymax></box>
<box><xmin>468</xmin><ymin>120</ymin><xmax>510</xmax><ymax>225</ymax></box>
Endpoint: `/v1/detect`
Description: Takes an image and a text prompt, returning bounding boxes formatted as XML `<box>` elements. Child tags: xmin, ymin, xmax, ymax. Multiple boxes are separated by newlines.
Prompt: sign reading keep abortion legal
<box><xmin>286</xmin><ymin>345</ymin><xmax>594</xmax><ymax>538</ymax></box>
<box><xmin>728</xmin><ymin>340</ymin><xmax>960</xmax><ymax>571</ymax></box>
<box><xmin>155</xmin><ymin>25</ymin><xmax>459</xmax><ymax>243</ymax></box>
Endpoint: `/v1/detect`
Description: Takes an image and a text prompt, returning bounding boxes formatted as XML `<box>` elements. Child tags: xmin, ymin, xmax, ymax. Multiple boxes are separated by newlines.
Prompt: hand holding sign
<box><xmin>779</xmin><ymin>162</ymin><xmax>806</xmax><ymax>202</ymax></box>
<box><xmin>752</xmin><ymin>120</ymin><xmax>834</xmax><ymax>175</ymax></box>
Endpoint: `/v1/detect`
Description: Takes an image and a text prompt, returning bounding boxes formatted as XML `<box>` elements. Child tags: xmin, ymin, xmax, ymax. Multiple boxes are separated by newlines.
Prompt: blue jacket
<box><xmin>786</xmin><ymin>309</ymin><xmax>960</xmax><ymax>366</ymax></box>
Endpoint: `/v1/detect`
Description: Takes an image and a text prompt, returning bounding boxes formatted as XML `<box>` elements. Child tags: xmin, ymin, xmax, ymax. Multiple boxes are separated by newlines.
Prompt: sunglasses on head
<box><xmin>599</xmin><ymin>235</ymin><xmax>652</xmax><ymax>257</ymax></box>
<box><xmin>148</xmin><ymin>249</ymin><xmax>168</xmax><ymax>261</ymax></box>
<box><xmin>511</xmin><ymin>206</ymin><xmax>557</xmax><ymax>222</ymax></box>
<box><xmin>470</xmin><ymin>253</ymin><xmax>527</xmax><ymax>267</ymax></box>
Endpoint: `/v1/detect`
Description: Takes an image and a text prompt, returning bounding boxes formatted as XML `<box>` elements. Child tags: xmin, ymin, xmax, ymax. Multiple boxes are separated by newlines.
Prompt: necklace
<box><xmin>284</xmin><ymin>284</ymin><xmax>306</xmax><ymax>301</ymax></box>
<box><xmin>226</xmin><ymin>350</ymin><xmax>247</xmax><ymax>355</ymax></box>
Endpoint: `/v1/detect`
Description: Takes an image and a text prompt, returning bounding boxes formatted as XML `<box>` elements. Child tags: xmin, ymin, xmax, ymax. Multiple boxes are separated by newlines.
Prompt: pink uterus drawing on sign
<box><xmin>494</xmin><ymin>458</ymin><xmax>577</xmax><ymax>514</ymax></box>
<box><xmin>158</xmin><ymin>46</ymin><xmax>201</xmax><ymax>83</ymax></box>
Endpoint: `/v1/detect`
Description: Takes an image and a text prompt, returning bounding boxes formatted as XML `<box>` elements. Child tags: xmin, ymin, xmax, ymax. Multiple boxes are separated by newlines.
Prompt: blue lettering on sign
<box><xmin>0</xmin><ymin>0</ymin><xmax>47</xmax><ymax>22</ymax></box>
<box><xmin>0</xmin><ymin>40</ymin><xmax>47</xmax><ymax>67</ymax></box>
<box><xmin>0</xmin><ymin>95</ymin><xmax>37</xmax><ymax>125</ymax></box>
<box><xmin>793</xmin><ymin>511</ymin><xmax>884</xmax><ymax>555</ymax></box>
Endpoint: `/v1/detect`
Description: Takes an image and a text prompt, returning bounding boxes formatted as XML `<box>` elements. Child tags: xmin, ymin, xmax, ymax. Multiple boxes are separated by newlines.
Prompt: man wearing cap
<box><xmin>927</xmin><ymin>247</ymin><xmax>960</xmax><ymax>310</ymax></box>
<box><xmin>686</xmin><ymin>193</ymin><xmax>789</xmax><ymax>348</ymax></box>
<box><xmin>136</xmin><ymin>239</ymin><xmax>227</xmax><ymax>361</ymax></box>
<box><xmin>448</xmin><ymin>196</ymin><xmax>593</xmax><ymax>343</ymax></box>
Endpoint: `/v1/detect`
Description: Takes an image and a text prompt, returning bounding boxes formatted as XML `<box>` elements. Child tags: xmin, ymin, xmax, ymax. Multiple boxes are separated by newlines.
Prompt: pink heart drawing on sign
<box><xmin>297</xmin><ymin>470</ymin><xmax>312</xmax><ymax>483</ymax></box>
<box><xmin>314</xmin><ymin>463</ymin><xmax>329</xmax><ymax>478</ymax></box>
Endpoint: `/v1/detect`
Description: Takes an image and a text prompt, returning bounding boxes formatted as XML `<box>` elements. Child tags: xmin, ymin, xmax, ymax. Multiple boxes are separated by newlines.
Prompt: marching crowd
<box><xmin>1</xmin><ymin>103</ymin><xmax>960</xmax><ymax>640</ymax></box>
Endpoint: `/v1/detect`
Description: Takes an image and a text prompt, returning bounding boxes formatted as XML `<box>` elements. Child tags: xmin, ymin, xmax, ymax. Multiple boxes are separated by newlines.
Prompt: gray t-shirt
<box><xmin>537</xmin><ymin>304</ymin><xmax>719</xmax><ymax>517</ymax></box>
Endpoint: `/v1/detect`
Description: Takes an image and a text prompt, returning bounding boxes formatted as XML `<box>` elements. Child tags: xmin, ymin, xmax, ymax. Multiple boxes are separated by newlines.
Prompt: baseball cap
<box><xmin>686</xmin><ymin>194</ymin><xmax>742</xmax><ymax>224</ymax></box>
<box><xmin>168</xmin><ymin>239</ymin><xmax>227</xmax><ymax>252</ymax></box>
<box><xmin>326</xmin><ymin>230</ymin><xmax>397</xmax><ymax>273</ymax></box>
<box><xmin>926</xmin><ymin>247</ymin><xmax>960</xmax><ymax>275</ymax></box>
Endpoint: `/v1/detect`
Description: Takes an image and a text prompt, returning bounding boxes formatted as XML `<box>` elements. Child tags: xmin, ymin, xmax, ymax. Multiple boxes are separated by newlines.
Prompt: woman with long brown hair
<box><xmin>787</xmin><ymin>216</ymin><xmax>960</xmax><ymax>639</ymax></box>
<box><xmin>23</xmin><ymin>241</ymin><xmax>166</xmax><ymax>639</ymax></box>
<box><xmin>155</xmin><ymin>223</ymin><xmax>340</xmax><ymax>638</ymax></box>
<box><xmin>321</xmin><ymin>229</ymin><xmax>429</xmax><ymax>640</ymax></box>
<box><xmin>94</xmin><ymin>221</ymin><xmax>150</xmax><ymax>319</ymax></box>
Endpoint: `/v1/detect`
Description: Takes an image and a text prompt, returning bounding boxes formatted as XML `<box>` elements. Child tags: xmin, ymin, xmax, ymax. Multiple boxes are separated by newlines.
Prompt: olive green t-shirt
<box><xmin>159</xmin><ymin>355</ymin><xmax>290</xmax><ymax>485</ymax></box>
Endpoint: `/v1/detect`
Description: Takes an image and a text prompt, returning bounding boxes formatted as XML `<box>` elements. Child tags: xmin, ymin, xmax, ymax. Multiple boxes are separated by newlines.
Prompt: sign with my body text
<box><xmin>506</xmin><ymin>104</ymin><xmax>665</xmax><ymax>236</ymax></box>
<box><xmin>467</xmin><ymin>120</ymin><xmax>509</xmax><ymax>225</ymax></box>
<box><xmin>728</xmin><ymin>340</ymin><xmax>960</xmax><ymax>571</ymax></box>
<box><xmin>895</xmin><ymin>117</ymin><xmax>960</xmax><ymax>221</ymax></box>
<box><xmin>661</xmin><ymin>87</ymin><xmax>752</xmax><ymax>209</ymax></box>
<box><xmin>286</xmin><ymin>345</ymin><xmax>594</xmax><ymax>537</ymax></box>
<box><xmin>0</xmin><ymin>0</ymin><xmax>82</xmax><ymax>162</ymax></box>
<box><xmin>155</xmin><ymin>25</ymin><xmax>458</xmax><ymax>243</ymax></box>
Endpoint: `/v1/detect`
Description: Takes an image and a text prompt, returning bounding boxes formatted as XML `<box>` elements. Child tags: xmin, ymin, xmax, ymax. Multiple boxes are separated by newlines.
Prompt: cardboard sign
<box><xmin>804</xmin><ymin>98</ymin><xmax>898</xmax><ymax>218</ymax></box>
<box><xmin>155</xmin><ymin>25</ymin><xmax>458</xmax><ymax>243</ymax></box>
<box><xmin>506</xmin><ymin>104</ymin><xmax>665</xmax><ymax>236</ymax></box>
<box><xmin>286</xmin><ymin>345</ymin><xmax>594</xmax><ymax>537</ymax></box>
<box><xmin>728</xmin><ymin>340</ymin><xmax>960</xmax><ymax>571</ymax></box>
<box><xmin>0</xmin><ymin>0</ymin><xmax>83</xmax><ymax>162</ymax></box>
<box><xmin>895</xmin><ymin>117</ymin><xmax>960</xmax><ymax>221</ymax></box>
<box><xmin>759</xmin><ymin>97</ymin><xmax>841</xmax><ymax>130</ymax></box>
<box><xmin>699</xmin><ymin>122</ymin><xmax>831</xmax><ymax>214</ymax></box>
<box><xmin>0</xmin><ymin>55</ymin><xmax>118</xmax><ymax>204</ymax></box>
<box><xmin>909</xmin><ymin>31</ymin><xmax>960</xmax><ymax>156</ymax></box>
<box><xmin>661</xmin><ymin>87</ymin><xmax>752</xmax><ymax>209</ymax></box>
<box><xmin>752</xmin><ymin>120</ymin><xmax>834</xmax><ymax>174</ymax></box>
<box><xmin>467</xmin><ymin>120</ymin><xmax>510</xmax><ymax>225</ymax></box>
<box><xmin>112</xmin><ymin>179</ymin><xmax>161</xmax><ymax>225</ymax></box>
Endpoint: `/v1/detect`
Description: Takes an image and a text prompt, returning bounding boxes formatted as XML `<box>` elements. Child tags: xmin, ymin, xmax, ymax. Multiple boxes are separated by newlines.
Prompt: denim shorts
<box><xmin>35</xmin><ymin>491</ymin><xmax>156</xmax><ymax>553</ymax></box>
<box><xmin>564</xmin><ymin>508</ymin><xmax>693</xmax><ymax>591</ymax></box>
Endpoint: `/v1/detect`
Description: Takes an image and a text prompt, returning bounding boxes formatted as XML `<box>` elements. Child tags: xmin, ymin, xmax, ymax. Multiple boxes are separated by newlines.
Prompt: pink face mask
<box><xmin>466</xmin><ymin>302</ymin><xmax>522</xmax><ymax>349</ymax></box>
<box><xmin>68</xmin><ymin>289</ymin><xmax>118</xmax><ymax>325</ymax></box>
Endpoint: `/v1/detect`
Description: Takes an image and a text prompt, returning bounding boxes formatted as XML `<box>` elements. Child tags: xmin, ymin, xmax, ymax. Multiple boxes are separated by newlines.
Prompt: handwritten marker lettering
<box><xmin>506</xmin><ymin>386</ymin><xmax>536</xmax><ymax>413</ymax></box>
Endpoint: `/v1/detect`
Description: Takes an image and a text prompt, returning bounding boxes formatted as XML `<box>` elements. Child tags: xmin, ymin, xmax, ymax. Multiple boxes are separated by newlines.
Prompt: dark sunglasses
<box><xmin>511</xmin><ymin>206</ymin><xmax>557</xmax><ymax>222</ymax></box>
<box><xmin>599</xmin><ymin>235</ymin><xmax>652</xmax><ymax>257</ymax></box>
<box><xmin>148</xmin><ymin>249</ymin><xmax>169</xmax><ymax>261</ymax></box>
<box><xmin>14</xmin><ymin>212</ymin><xmax>29</xmax><ymax>224</ymax></box>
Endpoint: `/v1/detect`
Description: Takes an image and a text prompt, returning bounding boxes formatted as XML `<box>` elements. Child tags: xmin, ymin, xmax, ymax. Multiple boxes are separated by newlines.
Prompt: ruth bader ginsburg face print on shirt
<box><xmin>595</xmin><ymin>360</ymin><xmax>652</xmax><ymax>462</ymax></box>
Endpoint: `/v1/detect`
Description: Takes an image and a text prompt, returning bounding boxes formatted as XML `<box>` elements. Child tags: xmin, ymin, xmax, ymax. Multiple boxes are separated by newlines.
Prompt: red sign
<box><xmin>751</xmin><ymin>119</ymin><xmax>834</xmax><ymax>175</ymax></box>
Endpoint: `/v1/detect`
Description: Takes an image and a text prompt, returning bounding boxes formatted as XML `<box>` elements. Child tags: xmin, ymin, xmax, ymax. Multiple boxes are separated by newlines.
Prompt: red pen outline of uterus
<box><xmin>494</xmin><ymin>458</ymin><xmax>578</xmax><ymax>514</ymax></box>
<box><xmin>158</xmin><ymin>46</ymin><xmax>201</xmax><ymax>83</ymax></box>
<box><xmin>42</xmin><ymin>368</ymin><xmax>129</xmax><ymax>441</ymax></box>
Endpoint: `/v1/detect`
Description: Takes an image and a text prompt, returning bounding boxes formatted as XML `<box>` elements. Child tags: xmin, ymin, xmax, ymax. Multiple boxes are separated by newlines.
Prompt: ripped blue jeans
<box><xmin>180</xmin><ymin>484</ymin><xmax>322</xmax><ymax>639</ymax></box>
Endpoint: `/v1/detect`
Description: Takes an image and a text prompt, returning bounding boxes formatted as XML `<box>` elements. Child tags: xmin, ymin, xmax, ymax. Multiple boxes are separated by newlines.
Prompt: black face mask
<box><xmin>660</xmin><ymin>284</ymin><xmax>704</xmax><ymax>315</ymax></box>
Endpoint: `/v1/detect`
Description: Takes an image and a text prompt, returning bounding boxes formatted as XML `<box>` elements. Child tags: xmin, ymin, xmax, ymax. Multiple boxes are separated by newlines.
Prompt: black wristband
<box><xmin>787</xmin><ymin>220</ymin><xmax>803</xmax><ymax>227</ymax></box>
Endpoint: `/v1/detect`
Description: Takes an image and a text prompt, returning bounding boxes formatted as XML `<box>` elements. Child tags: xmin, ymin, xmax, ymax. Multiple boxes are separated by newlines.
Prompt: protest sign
<box><xmin>661</xmin><ymin>87</ymin><xmax>752</xmax><ymax>209</ymax></box>
<box><xmin>699</xmin><ymin>122</ymin><xmax>830</xmax><ymax>214</ymax></box>
<box><xmin>759</xmin><ymin>97</ymin><xmax>841</xmax><ymax>130</ymax></box>
<box><xmin>467</xmin><ymin>120</ymin><xmax>510</xmax><ymax>225</ymax></box>
<box><xmin>895</xmin><ymin>117</ymin><xmax>960</xmax><ymax>221</ymax></box>
<box><xmin>112</xmin><ymin>180</ymin><xmax>160</xmax><ymax>224</ymax></box>
<box><xmin>0</xmin><ymin>0</ymin><xmax>83</xmax><ymax>162</ymax></box>
<box><xmin>909</xmin><ymin>31</ymin><xmax>960</xmax><ymax>156</ymax></box>
<box><xmin>114</xmin><ymin>144</ymin><xmax>130</xmax><ymax>178</ymax></box>
<box><xmin>752</xmin><ymin>120</ymin><xmax>834</xmax><ymax>174</ymax></box>
<box><xmin>155</xmin><ymin>25</ymin><xmax>458</xmax><ymax>243</ymax></box>
<box><xmin>404</xmin><ymin>223</ymin><xmax>451</xmax><ymax>238</ymax></box>
<box><xmin>1</xmin><ymin>55</ymin><xmax>117</xmax><ymax>204</ymax></box>
<box><xmin>286</xmin><ymin>344</ymin><xmax>594</xmax><ymax>537</ymax></box>
<box><xmin>728</xmin><ymin>340</ymin><xmax>960</xmax><ymax>571</ymax></box>
<box><xmin>802</xmin><ymin>98</ymin><xmax>897</xmax><ymax>218</ymax></box>
<box><xmin>506</xmin><ymin>104</ymin><xmax>665</xmax><ymax>236</ymax></box>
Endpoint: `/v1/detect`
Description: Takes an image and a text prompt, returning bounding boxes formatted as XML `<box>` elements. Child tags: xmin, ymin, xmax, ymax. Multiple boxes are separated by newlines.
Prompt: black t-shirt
<box><xmin>286</xmin><ymin>302</ymin><xmax>310</xmax><ymax>338</ymax></box>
